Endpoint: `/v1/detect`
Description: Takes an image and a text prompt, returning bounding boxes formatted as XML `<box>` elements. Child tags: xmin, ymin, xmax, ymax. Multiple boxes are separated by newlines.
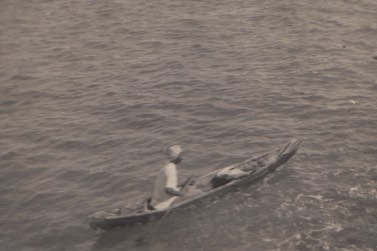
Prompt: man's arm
<box><xmin>165</xmin><ymin>187</ymin><xmax>184</xmax><ymax>196</ymax></box>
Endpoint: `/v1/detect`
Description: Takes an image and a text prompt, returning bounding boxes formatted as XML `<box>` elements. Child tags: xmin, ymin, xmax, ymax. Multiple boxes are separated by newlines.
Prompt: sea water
<box><xmin>1</xmin><ymin>0</ymin><xmax>376</xmax><ymax>250</ymax></box>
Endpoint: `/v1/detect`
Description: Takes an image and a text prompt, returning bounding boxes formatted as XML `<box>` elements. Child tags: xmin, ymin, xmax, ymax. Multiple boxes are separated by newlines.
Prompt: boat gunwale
<box><xmin>103</xmin><ymin>139</ymin><xmax>300</xmax><ymax>222</ymax></box>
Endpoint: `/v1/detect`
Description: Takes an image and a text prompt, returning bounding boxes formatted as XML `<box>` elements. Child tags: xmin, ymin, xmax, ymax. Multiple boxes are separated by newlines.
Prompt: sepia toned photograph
<box><xmin>1</xmin><ymin>0</ymin><xmax>376</xmax><ymax>250</ymax></box>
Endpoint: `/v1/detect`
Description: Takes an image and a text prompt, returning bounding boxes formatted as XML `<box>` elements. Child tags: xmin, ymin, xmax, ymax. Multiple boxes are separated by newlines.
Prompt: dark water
<box><xmin>1</xmin><ymin>0</ymin><xmax>376</xmax><ymax>250</ymax></box>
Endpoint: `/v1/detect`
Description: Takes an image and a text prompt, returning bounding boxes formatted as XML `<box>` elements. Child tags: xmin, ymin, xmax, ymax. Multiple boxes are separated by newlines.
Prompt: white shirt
<box><xmin>151</xmin><ymin>162</ymin><xmax>179</xmax><ymax>209</ymax></box>
<box><xmin>164</xmin><ymin>162</ymin><xmax>178</xmax><ymax>189</ymax></box>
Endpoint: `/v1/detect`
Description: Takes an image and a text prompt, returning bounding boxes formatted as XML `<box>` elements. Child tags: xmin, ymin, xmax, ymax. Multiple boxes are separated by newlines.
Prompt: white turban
<box><xmin>166</xmin><ymin>145</ymin><xmax>183</xmax><ymax>161</ymax></box>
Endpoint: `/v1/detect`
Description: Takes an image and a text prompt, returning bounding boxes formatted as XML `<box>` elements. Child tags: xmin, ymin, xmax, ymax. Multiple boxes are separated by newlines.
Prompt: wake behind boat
<box><xmin>88</xmin><ymin>139</ymin><xmax>301</xmax><ymax>231</ymax></box>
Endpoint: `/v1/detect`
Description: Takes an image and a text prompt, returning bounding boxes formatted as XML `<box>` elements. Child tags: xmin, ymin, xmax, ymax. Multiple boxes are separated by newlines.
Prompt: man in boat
<box><xmin>149</xmin><ymin>145</ymin><xmax>262</xmax><ymax>209</ymax></box>
<box><xmin>149</xmin><ymin>145</ymin><xmax>187</xmax><ymax>210</ymax></box>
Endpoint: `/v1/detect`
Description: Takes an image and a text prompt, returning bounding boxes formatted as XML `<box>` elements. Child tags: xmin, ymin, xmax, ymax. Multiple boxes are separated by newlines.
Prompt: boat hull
<box><xmin>88</xmin><ymin>139</ymin><xmax>300</xmax><ymax>230</ymax></box>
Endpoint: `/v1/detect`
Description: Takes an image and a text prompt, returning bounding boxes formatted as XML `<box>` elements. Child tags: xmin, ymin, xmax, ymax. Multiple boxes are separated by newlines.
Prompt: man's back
<box><xmin>150</xmin><ymin>162</ymin><xmax>178</xmax><ymax>208</ymax></box>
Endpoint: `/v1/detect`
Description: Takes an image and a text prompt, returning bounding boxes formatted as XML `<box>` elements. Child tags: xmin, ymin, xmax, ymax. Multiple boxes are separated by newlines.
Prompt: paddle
<box><xmin>136</xmin><ymin>176</ymin><xmax>193</xmax><ymax>245</ymax></box>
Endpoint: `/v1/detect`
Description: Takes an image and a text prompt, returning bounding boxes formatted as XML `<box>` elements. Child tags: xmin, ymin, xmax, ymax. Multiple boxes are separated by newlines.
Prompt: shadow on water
<box><xmin>90</xmin><ymin>188</ymin><xmax>265</xmax><ymax>251</ymax></box>
<box><xmin>91</xmin><ymin>224</ymin><xmax>151</xmax><ymax>250</ymax></box>
<box><xmin>91</xmin><ymin>220</ymin><xmax>174</xmax><ymax>251</ymax></box>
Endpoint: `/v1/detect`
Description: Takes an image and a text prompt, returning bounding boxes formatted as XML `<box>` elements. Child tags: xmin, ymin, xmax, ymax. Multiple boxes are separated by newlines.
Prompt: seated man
<box><xmin>149</xmin><ymin>145</ymin><xmax>187</xmax><ymax>210</ymax></box>
<box><xmin>150</xmin><ymin>149</ymin><xmax>258</xmax><ymax>207</ymax></box>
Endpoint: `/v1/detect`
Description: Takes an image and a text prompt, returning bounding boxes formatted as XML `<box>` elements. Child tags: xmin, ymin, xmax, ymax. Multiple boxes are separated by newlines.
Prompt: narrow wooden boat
<box><xmin>88</xmin><ymin>139</ymin><xmax>300</xmax><ymax>230</ymax></box>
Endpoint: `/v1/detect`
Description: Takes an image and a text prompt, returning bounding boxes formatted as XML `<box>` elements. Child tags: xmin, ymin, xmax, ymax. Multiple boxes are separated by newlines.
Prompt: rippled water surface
<box><xmin>1</xmin><ymin>0</ymin><xmax>376</xmax><ymax>250</ymax></box>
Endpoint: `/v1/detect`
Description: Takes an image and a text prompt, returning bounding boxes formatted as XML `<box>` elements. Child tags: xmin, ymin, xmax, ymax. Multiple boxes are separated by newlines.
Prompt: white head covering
<box><xmin>166</xmin><ymin>145</ymin><xmax>183</xmax><ymax>161</ymax></box>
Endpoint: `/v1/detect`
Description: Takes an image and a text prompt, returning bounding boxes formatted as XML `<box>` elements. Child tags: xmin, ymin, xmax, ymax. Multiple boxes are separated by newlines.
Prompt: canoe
<box><xmin>88</xmin><ymin>139</ymin><xmax>301</xmax><ymax>230</ymax></box>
